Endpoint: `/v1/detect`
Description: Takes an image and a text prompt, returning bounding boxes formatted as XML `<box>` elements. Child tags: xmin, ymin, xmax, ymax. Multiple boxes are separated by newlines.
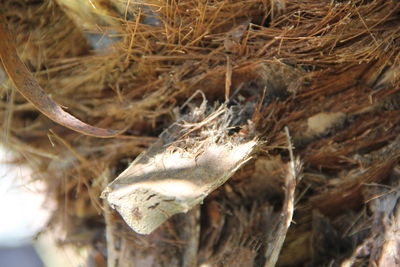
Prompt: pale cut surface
<box><xmin>102</xmin><ymin>140</ymin><xmax>257</xmax><ymax>234</ymax></box>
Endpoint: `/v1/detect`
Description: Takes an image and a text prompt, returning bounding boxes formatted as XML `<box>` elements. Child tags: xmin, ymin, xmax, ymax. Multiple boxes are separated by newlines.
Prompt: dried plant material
<box><xmin>310</xmin><ymin>211</ymin><xmax>341</xmax><ymax>266</ymax></box>
<box><xmin>369</xmin><ymin>187</ymin><xmax>400</xmax><ymax>266</ymax></box>
<box><xmin>264</xmin><ymin>127</ymin><xmax>300</xmax><ymax>267</ymax></box>
<box><xmin>375</xmin><ymin>64</ymin><xmax>400</xmax><ymax>88</ymax></box>
<box><xmin>0</xmin><ymin>66</ymin><xmax>5</xmax><ymax>85</ymax></box>
<box><xmin>306</xmin><ymin>112</ymin><xmax>346</xmax><ymax>137</ymax></box>
<box><xmin>54</xmin><ymin>0</ymin><xmax>134</xmax><ymax>30</ymax></box>
<box><xmin>241</xmin><ymin>156</ymin><xmax>286</xmax><ymax>199</ymax></box>
<box><xmin>102</xmin><ymin>103</ymin><xmax>257</xmax><ymax>234</ymax></box>
<box><xmin>1</xmin><ymin>0</ymin><xmax>400</xmax><ymax>266</ymax></box>
<box><xmin>1</xmin><ymin>0</ymin><xmax>91</xmax><ymax>68</ymax></box>
<box><xmin>0</xmin><ymin>21</ymin><xmax>122</xmax><ymax>138</ymax></box>
<box><xmin>342</xmin><ymin>168</ymin><xmax>400</xmax><ymax>266</ymax></box>
<box><xmin>223</xmin><ymin>20</ymin><xmax>250</xmax><ymax>53</ymax></box>
<box><xmin>294</xmin><ymin>112</ymin><xmax>347</xmax><ymax>144</ymax></box>
<box><xmin>311</xmin><ymin>158</ymin><xmax>398</xmax><ymax>216</ymax></box>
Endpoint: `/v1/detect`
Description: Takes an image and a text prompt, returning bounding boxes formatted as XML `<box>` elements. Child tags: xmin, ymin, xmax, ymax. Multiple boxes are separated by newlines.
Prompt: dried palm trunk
<box><xmin>1</xmin><ymin>0</ymin><xmax>399</xmax><ymax>266</ymax></box>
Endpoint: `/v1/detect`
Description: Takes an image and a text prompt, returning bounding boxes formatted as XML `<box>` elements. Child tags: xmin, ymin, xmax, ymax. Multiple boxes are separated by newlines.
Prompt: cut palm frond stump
<box><xmin>1</xmin><ymin>0</ymin><xmax>399</xmax><ymax>266</ymax></box>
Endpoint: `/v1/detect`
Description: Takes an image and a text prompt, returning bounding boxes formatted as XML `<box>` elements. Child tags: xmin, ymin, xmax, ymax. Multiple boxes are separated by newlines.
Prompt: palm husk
<box><xmin>1</xmin><ymin>0</ymin><xmax>399</xmax><ymax>266</ymax></box>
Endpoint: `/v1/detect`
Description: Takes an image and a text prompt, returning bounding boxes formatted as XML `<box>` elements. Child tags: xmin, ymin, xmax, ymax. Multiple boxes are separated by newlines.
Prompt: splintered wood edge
<box><xmin>102</xmin><ymin>140</ymin><xmax>257</xmax><ymax>234</ymax></box>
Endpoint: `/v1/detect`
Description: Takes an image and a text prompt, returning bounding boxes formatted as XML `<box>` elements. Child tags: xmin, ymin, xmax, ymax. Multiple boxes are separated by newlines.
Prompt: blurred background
<box><xmin>0</xmin><ymin>146</ymin><xmax>52</xmax><ymax>267</ymax></box>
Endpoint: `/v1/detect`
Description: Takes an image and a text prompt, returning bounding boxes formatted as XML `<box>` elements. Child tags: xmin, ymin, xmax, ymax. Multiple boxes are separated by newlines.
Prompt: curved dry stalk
<box><xmin>0</xmin><ymin>19</ymin><xmax>123</xmax><ymax>138</ymax></box>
